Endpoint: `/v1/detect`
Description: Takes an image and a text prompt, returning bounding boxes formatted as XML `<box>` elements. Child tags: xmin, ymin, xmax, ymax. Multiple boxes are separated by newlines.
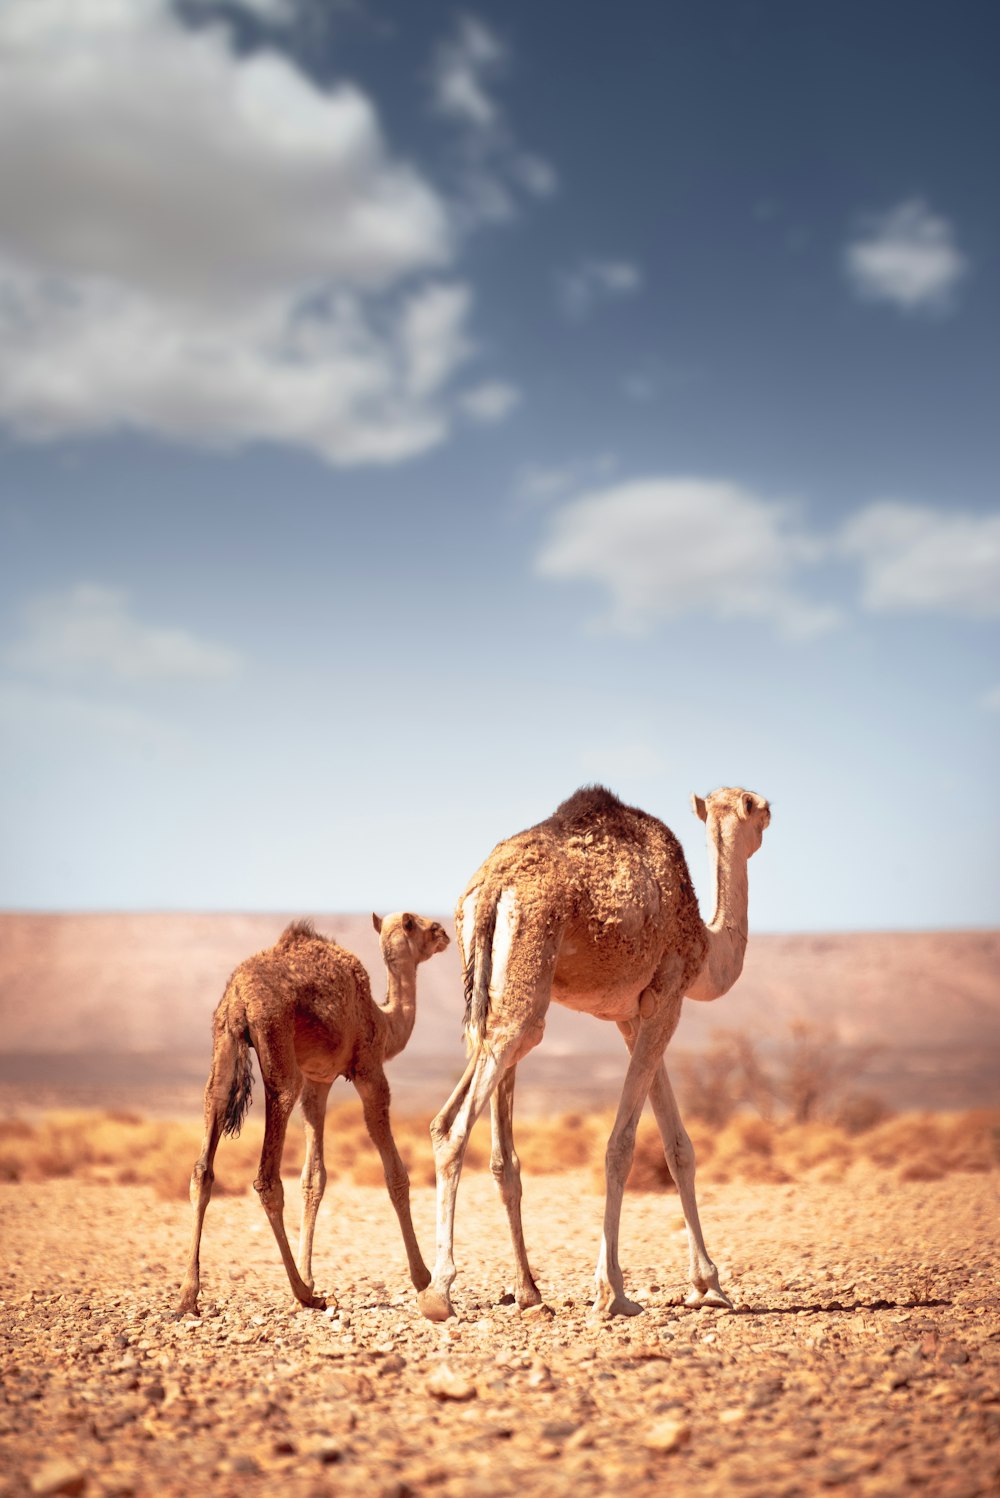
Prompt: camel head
<box><xmin>372</xmin><ymin>911</ymin><xmax>450</xmax><ymax>967</ymax></box>
<box><xmin>691</xmin><ymin>786</ymin><xmax>771</xmax><ymax>858</ymax></box>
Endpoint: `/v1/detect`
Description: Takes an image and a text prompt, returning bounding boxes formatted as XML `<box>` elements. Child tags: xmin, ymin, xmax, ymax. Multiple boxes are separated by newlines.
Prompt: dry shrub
<box><xmin>711</xmin><ymin>1115</ymin><xmax>790</xmax><ymax>1184</ymax></box>
<box><xmin>833</xmin><ymin>1091</ymin><xmax>893</xmax><ymax>1136</ymax></box>
<box><xmin>780</xmin><ymin>1122</ymin><xmax>855</xmax><ymax>1177</ymax></box>
<box><xmin>858</xmin><ymin>1109</ymin><xmax>1000</xmax><ymax>1177</ymax></box>
<box><xmin>520</xmin><ymin>1112</ymin><xmax>601</xmax><ymax>1172</ymax></box>
<box><xmin>2</xmin><ymin>1104</ymin><xmax>997</xmax><ymax>1194</ymax></box>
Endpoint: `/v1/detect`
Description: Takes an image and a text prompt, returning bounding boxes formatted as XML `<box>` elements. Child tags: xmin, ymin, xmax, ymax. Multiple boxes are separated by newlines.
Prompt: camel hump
<box><xmin>276</xmin><ymin>919</ymin><xmax>319</xmax><ymax>950</ymax></box>
<box><xmin>550</xmin><ymin>784</ymin><xmax>658</xmax><ymax>842</ymax></box>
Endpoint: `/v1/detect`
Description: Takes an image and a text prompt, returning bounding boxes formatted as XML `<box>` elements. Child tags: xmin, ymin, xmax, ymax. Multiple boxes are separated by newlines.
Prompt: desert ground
<box><xmin>2</xmin><ymin>916</ymin><xmax>998</xmax><ymax>1495</ymax></box>
<box><xmin>1</xmin><ymin>1123</ymin><xmax>999</xmax><ymax>1498</ymax></box>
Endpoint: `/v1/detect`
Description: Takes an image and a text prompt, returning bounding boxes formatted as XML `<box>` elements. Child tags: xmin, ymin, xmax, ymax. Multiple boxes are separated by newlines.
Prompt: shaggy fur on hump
<box><xmin>459</xmin><ymin>783</ymin><xmax>708</xmax><ymax>1043</ymax></box>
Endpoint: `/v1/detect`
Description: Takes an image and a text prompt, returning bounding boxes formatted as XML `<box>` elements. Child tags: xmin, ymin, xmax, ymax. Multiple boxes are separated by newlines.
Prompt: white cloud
<box><xmin>557</xmin><ymin>259</ymin><xmax>643</xmax><ymax>320</ymax></box>
<box><xmin>428</xmin><ymin>14</ymin><xmax>557</xmax><ymax>228</ymax></box>
<box><xmin>4</xmin><ymin>585</ymin><xmax>243</xmax><ymax>682</ymax></box>
<box><xmin>0</xmin><ymin>0</ymin><xmax>505</xmax><ymax>465</ymax></box>
<box><xmin>459</xmin><ymin>380</ymin><xmax>521</xmax><ymax>424</ymax></box>
<box><xmin>514</xmin><ymin>453</ymin><xmax>618</xmax><ymax>505</ymax></box>
<box><xmin>512</xmin><ymin>154</ymin><xmax>558</xmax><ymax>199</ymax></box>
<box><xmin>430</xmin><ymin>13</ymin><xmax>505</xmax><ymax>129</ymax></box>
<box><xmin>844</xmin><ymin>199</ymin><xmax>967</xmax><ymax>313</ymax></box>
<box><xmin>841</xmin><ymin>502</ymin><xmax>1000</xmax><ymax>617</ymax></box>
<box><xmin>535</xmin><ymin>477</ymin><xmax>838</xmax><ymax>638</ymax></box>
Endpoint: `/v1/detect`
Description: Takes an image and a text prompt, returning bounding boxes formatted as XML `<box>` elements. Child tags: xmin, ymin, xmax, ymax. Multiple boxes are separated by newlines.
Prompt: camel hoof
<box><xmin>517</xmin><ymin>1285</ymin><xmax>543</xmax><ymax>1310</ymax></box>
<box><xmin>685</xmin><ymin>1286</ymin><xmax>733</xmax><ymax>1310</ymax></box>
<box><xmin>172</xmin><ymin>1305</ymin><xmax>199</xmax><ymax>1321</ymax></box>
<box><xmin>417</xmin><ymin>1286</ymin><xmax>454</xmax><ymax>1322</ymax></box>
<box><xmin>412</xmin><ymin>1264</ymin><xmax>432</xmax><ymax>1293</ymax></box>
<box><xmin>589</xmin><ymin>1293</ymin><xmax>644</xmax><ymax>1320</ymax></box>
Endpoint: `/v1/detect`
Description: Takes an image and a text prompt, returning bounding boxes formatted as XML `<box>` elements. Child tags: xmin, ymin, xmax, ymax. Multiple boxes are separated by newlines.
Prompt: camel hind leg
<box><xmin>176</xmin><ymin>1031</ymin><xmax>237</xmax><ymax>1316</ymax></box>
<box><xmin>252</xmin><ymin>1035</ymin><xmax>323</xmax><ymax>1309</ymax></box>
<box><xmin>490</xmin><ymin>1064</ymin><xmax>541</xmax><ymax>1308</ymax></box>
<box><xmin>297</xmin><ymin>1078</ymin><xmax>332</xmax><ymax>1298</ymax></box>
<box><xmin>419</xmin><ymin>903</ymin><xmax>555</xmax><ymax>1323</ymax></box>
<box><xmin>418</xmin><ymin>1045</ymin><xmax>506</xmax><ymax>1322</ymax></box>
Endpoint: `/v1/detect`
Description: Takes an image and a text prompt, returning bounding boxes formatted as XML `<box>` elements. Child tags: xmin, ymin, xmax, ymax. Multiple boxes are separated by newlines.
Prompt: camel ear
<box><xmin>372</xmin><ymin>913</ymin><xmax>382</xmax><ymax>934</ymax></box>
<box><xmin>691</xmin><ymin>794</ymin><xmax>707</xmax><ymax>823</ymax></box>
<box><xmin>738</xmin><ymin>793</ymin><xmax>755</xmax><ymax>820</ymax></box>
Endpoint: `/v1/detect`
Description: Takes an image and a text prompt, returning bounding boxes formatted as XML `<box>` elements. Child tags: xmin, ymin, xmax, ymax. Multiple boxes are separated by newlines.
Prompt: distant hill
<box><xmin>0</xmin><ymin>915</ymin><xmax>997</xmax><ymax>1115</ymax></box>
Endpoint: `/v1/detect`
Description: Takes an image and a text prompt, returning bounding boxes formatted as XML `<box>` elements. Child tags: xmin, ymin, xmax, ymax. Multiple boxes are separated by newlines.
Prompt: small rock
<box><xmin>521</xmin><ymin>1301</ymin><xmax>555</xmax><ymax>1319</ymax></box>
<box><xmin>427</xmin><ymin>1363</ymin><xmax>477</xmax><ymax>1402</ymax></box>
<box><xmin>30</xmin><ymin>1461</ymin><xmax>87</xmax><ymax>1497</ymax></box>
<box><xmin>643</xmin><ymin>1419</ymin><xmax>691</xmax><ymax>1454</ymax></box>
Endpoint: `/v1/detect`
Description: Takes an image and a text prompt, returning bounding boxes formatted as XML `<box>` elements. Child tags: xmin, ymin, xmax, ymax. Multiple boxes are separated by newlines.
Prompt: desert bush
<box><xmin>833</xmin><ymin>1090</ymin><xmax>893</xmax><ymax>1136</ymax></box>
<box><xmin>1</xmin><ymin>1104</ymin><xmax>996</xmax><ymax>1194</ymax></box>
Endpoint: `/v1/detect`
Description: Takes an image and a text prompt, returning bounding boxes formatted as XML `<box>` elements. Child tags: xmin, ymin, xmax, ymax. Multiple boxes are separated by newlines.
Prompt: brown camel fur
<box><xmin>177</xmin><ymin>911</ymin><xmax>449</xmax><ymax>1316</ymax></box>
<box><xmin>418</xmin><ymin>785</ymin><xmax>770</xmax><ymax>1322</ymax></box>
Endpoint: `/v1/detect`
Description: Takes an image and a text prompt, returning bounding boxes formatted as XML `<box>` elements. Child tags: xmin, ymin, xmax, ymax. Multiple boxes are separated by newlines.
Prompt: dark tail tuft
<box><xmin>463</xmin><ymin>896</ymin><xmax>497</xmax><ymax>1044</ymax></box>
<box><xmin>222</xmin><ymin>1025</ymin><xmax>254</xmax><ymax>1137</ymax></box>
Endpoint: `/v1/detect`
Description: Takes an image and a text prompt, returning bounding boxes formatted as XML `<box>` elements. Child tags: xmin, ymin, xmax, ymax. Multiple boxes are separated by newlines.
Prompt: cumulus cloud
<box><xmin>0</xmin><ymin>0</ymin><xmax>507</xmax><ymax>465</ymax></box>
<box><xmin>536</xmin><ymin>478</ymin><xmax>838</xmax><ymax>638</ymax></box>
<box><xmin>459</xmin><ymin>381</ymin><xmax>521</xmax><ymax>423</ymax></box>
<box><xmin>841</xmin><ymin>502</ymin><xmax>1000</xmax><ymax>617</ymax></box>
<box><xmin>557</xmin><ymin>260</ymin><xmax>643</xmax><ymax>320</ymax></box>
<box><xmin>4</xmin><ymin>585</ymin><xmax>243</xmax><ymax>682</ymax></box>
<box><xmin>844</xmin><ymin>200</ymin><xmax>967</xmax><ymax>313</ymax></box>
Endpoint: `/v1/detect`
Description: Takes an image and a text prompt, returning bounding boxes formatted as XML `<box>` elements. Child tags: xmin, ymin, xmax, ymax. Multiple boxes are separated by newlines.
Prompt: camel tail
<box><xmin>223</xmin><ymin>1027</ymin><xmax>254</xmax><ymax>1137</ymax></box>
<box><xmin>463</xmin><ymin>896</ymin><xmax>498</xmax><ymax>1052</ymax></box>
<box><xmin>216</xmin><ymin>979</ymin><xmax>254</xmax><ymax>1138</ymax></box>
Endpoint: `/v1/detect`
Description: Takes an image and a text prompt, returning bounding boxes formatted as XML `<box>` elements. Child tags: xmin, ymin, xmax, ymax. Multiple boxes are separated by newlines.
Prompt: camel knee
<box><xmin>190</xmin><ymin>1158</ymin><xmax>214</xmax><ymax>1203</ymax></box>
<box><xmin>605</xmin><ymin>1124</ymin><xmax>637</xmax><ymax>1181</ymax></box>
<box><xmin>430</xmin><ymin>1117</ymin><xmax>468</xmax><ymax>1175</ymax></box>
<box><xmin>666</xmin><ymin>1130</ymin><xmax>695</xmax><ymax>1179</ymax></box>
<box><xmin>254</xmin><ymin>1174</ymin><xmax>284</xmax><ymax>1214</ymax></box>
<box><xmin>490</xmin><ymin>1150</ymin><xmax>522</xmax><ymax>1203</ymax></box>
<box><xmin>302</xmin><ymin>1159</ymin><xmax>326</xmax><ymax>1199</ymax></box>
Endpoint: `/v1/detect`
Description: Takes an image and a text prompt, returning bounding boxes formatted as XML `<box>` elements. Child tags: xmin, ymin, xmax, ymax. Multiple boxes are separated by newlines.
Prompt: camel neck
<box><xmin>687</xmin><ymin>821</ymin><xmax>751</xmax><ymax>1001</ymax></box>
<box><xmin>380</xmin><ymin>963</ymin><xmax>418</xmax><ymax>1060</ymax></box>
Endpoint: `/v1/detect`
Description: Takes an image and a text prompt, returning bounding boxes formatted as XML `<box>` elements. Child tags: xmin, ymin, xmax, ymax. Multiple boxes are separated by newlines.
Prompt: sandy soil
<box><xmin>1</xmin><ymin>1168</ymin><xmax>998</xmax><ymax>1497</ymax></box>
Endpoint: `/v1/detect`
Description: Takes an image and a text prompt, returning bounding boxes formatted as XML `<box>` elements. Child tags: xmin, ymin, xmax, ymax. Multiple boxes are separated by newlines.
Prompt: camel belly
<box><xmin>551</xmin><ymin>941</ymin><xmax>657</xmax><ymax>1023</ymax></box>
<box><xmin>293</xmin><ymin>1013</ymin><xmax>352</xmax><ymax>1083</ymax></box>
<box><xmin>552</xmin><ymin>984</ymin><xmax>643</xmax><ymax>1022</ymax></box>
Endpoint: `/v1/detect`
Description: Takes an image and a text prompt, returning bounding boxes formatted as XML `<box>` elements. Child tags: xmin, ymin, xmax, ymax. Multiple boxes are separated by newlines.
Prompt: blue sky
<box><xmin>0</xmin><ymin>0</ymin><xmax>997</xmax><ymax>930</ymax></box>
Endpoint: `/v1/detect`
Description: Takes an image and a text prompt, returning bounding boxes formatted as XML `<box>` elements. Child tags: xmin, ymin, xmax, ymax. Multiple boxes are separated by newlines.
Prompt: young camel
<box><xmin>417</xmin><ymin>784</ymin><xmax>770</xmax><ymax>1323</ymax></box>
<box><xmin>177</xmin><ymin>911</ymin><xmax>449</xmax><ymax>1316</ymax></box>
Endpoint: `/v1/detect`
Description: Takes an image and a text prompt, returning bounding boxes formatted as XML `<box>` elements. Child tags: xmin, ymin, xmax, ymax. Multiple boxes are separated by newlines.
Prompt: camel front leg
<box><xmin>490</xmin><ymin>1067</ymin><xmax>541</xmax><ymax>1308</ymax></box>
<box><xmin>594</xmin><ymin>1008</ymin><xmax>681</xmax><ymax>1318</ymax></box>
<box><xmin>355</xmin><ymin>1070</ymin><xmax>430</xmax><ymax>1294</ymax></box>
<box><xmin>647</xmin><ymin>1064</ymin><xmax>732</xmax><ymax>1309</ymax></box>
<box><xmin>297</xmin><ymin>1078</ymin><xmax>332</xmax><ymax>1297</ymax></box>
<box><xmin>419</xmin><ymin>1046</ymin><xmax>504</xmax><ymax>1322</ymax></box>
